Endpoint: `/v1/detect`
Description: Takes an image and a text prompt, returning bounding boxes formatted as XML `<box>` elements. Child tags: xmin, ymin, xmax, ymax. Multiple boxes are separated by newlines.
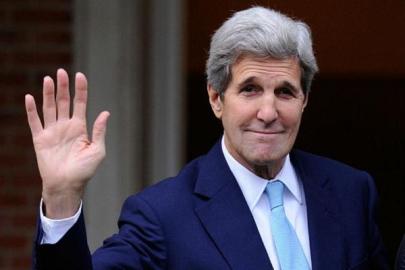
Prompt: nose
<box><xmin>256</xmin><ymin>94</ymin><xmax>278</xmax><ymax>124</ymax></box>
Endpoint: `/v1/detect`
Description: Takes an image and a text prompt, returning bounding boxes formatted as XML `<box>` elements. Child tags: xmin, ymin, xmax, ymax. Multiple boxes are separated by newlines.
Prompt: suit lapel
<box><xmin>291</xmin><ymin>150</ymin><xmax>345</xmax><ymax>270</ymax></box>
<box><xmin>194</xmin><ymin>142</ymin><xmax>273</xmax><ymax>270</ymax></box>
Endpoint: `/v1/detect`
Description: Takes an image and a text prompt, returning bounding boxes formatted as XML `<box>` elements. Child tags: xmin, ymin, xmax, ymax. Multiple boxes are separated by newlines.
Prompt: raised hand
<box><xmin>25</xmin><ymin>69</ymin><xmax>110</xmax><ymax>219</ymax></box>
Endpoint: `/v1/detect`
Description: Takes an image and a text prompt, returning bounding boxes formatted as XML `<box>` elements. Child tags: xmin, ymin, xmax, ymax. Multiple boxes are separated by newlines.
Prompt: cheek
<box><xmin>282</xmin><ymin>108</ymin><xmax>304</xmax><ymax>129</ymax></box>
<box><xmin>229</xmin><ymin>109</ymin><xmax>253</xmax><ymax>130</ymax></box>
<box><xmin>222</xmin><ymin>108</ymin><xmax>250</xmax><ymax>138</ymax></box>
<box><xmin>222</xmin><ymin>112</ymin><xmax>241</xmax><ymax>133</ymax></box>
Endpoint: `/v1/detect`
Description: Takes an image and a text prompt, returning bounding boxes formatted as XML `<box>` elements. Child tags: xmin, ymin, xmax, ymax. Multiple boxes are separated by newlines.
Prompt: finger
<box><xmin>25</xmin><ymin>94</ymin><xmax>43</xmax><ymax>137</ymax></box>
<box><xmin>91</xmin><ymin>111</ymin><xmax>110</xmax><ymax>146</ymax></box>
<box><xmin>56</xmin><ymin>68</ymin><xmax>70</xmax><ymax>120</ymax></box>
<box><xmin>42</xmin><ymin>76</ymin><xmax>56</xmax><ymax>128</ymax></box>
<box><xmin>73</xmin><ymin>72</ymin><xmax>88</xmax><ymax>120</ymax></box>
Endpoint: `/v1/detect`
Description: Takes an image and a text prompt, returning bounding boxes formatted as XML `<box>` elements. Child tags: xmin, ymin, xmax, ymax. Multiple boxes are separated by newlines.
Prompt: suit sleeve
<box><xmin>92</xmin><ymin>195</ymin><xmax>167</xmax><ymax>269</ymax></box>
<box><xmin>33</xmin><ymin>211</ymin><xmax>93</xmax><ymax>270</ymax></box>
<box><xmin>33</xmin><ymin>195</ymin><xmax>167</xmax><ymax>270</ymax></box>
<box><xmin>365</xmin><ymin>173</ymin><xmax>390</xmax><ymax>269</ymax></box>
<box><xmin>396</xmin><ymin>235</ymin><xmax>405</xmax><ymax>270</ymax></box>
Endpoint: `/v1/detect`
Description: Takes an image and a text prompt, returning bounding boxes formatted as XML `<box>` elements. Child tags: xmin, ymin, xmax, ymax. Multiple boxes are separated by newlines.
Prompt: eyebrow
<box><xmin>237</xmin><ymin>76</ymin><xmax>301</xmax><ymax>93</ymax></box>
<box><xmin>236</xmin><ymin>76</ymin><xmax>257</xmax><ymax>88</ymax></box>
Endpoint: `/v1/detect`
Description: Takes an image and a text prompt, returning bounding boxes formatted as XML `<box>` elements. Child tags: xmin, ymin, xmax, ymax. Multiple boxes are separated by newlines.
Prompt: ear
<box><xmin>207</xmin><ymin>84</ymin><xmax>223</xmax><ymax>119</ymax></box>
<box><xmin>302</xmin><ymin>92</ymin><xmax>309</xmax><ymax>112</ymax></box>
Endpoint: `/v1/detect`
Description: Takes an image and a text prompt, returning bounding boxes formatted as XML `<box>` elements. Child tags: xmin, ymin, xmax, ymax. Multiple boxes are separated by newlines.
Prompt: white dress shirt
<box><xmin>221</xmin><ymin>137</ymin><xmax>312</xmax><ymax>270</ymax></box>
<box><xmin>41</xmin><ymin>138</ymin><xmax>312</xmax><ymax>269</ymax></box>
<box><xmin>40</xmin><ymin>199</ymin><xmax>82</xmax><ymax>244</ymax></box>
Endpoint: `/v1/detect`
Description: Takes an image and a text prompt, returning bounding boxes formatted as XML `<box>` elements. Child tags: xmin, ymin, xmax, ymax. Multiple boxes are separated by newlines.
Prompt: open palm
<box><xmin>25</xmin><ymin>69</ymin><xmax>109</xmax><ymax>218</ymax></box>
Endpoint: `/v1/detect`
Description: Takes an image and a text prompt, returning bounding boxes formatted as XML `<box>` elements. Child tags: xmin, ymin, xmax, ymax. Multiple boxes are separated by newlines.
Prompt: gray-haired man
<box><xmin>29</xmin><ymin>6</ymin><xmax>388</xmax><ymax>270</ymax></box>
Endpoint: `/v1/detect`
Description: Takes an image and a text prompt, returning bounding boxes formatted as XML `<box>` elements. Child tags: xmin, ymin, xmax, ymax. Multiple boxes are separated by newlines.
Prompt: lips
<box><xmin>246</xmin><ymin>129</ymin><xmax>284</xmax><ymax>135</ymax></box>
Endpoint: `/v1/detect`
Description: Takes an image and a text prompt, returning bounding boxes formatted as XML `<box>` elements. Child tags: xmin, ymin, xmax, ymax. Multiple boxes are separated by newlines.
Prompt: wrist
<box><xmin>42</xmin><ymin>191</ymin><xmax>82</xmax><ymax>219</ymax></box>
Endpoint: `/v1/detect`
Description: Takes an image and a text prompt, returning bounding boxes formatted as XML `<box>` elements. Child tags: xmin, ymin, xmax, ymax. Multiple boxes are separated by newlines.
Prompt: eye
<box><xmin>240</xmin><ymin>84</ymin><xmax>260</xmax><ymax>95</ymax></box>
<box><xmin>275</xmin><ymin>87</ymin><xmax>295</xmax><ymax>99</ymax></box>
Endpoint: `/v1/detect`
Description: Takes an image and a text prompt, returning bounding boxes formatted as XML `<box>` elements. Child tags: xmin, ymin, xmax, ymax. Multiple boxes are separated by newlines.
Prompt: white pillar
<box><xmin>74</xmin><ymin>0</ymin><xmax>185</xmax><ymax>251</ymax></box>
<box><xmin>147</xmin><ymin>0</ymin><xmax>185</xmax><ymax>183</ymax></box>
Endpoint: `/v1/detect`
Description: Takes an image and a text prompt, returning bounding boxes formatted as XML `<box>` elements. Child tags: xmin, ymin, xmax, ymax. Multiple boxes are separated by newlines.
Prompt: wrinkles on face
<box><xmin>219</xmin><ymin>55</ymin><xmax>306</xmax><ymax>179</ymax></box>
<box><xmin>232</xmin><ymin>55</ymin><xmax>303</xmax><ymax>93</ymax></box>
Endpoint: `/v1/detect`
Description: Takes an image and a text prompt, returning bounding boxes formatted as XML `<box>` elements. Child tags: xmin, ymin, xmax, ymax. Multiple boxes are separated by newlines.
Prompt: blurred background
<box><xmin>0</xmin><ymin>0</ymin><xmax>404</xmax><ymax>269</ymax></box>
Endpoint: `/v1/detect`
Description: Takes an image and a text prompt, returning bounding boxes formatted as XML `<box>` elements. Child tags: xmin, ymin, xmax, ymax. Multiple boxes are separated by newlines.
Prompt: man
<box><xmin>27</xmin><ymin>6</ymin><xmax>389</xmax><ymax>270</ymax></box>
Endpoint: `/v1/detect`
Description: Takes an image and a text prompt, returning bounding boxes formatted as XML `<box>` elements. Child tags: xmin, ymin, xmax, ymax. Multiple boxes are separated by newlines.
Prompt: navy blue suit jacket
<box><xmin>33</xmin><ymin>142</ymin><xmax>389</xmax><ymax>269</ymax></box>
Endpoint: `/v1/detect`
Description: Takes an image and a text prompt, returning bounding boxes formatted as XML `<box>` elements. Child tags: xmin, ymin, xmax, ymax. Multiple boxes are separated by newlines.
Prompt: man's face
<box><xmin>208</xmin><ymin>55</ymin><xmax>307</xmax><ymax>177</ymax></box>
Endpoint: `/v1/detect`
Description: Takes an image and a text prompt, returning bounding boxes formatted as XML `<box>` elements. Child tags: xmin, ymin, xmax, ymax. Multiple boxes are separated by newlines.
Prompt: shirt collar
<box><xmin>221</xmin><ymin>136</ymin><xmax>303</xmax><ymax>211</ymax></box>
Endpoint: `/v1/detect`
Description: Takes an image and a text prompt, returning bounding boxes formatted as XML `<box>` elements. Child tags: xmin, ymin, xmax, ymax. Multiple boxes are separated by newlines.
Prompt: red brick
<box><xmin>0</xmin><ymin>1</ymin><xmax>73</xmax><ymax>267</ymax></box>
<box><xmin>35</xmin><ymin>31</ymin><xmax>71</xmax><ymax>44</ymax></box>
<box><xmin>0</xmin><ymin>72</ymin><xmax>28</xmax><ymax>86</ymax></box>
<box><xmin>12</xmin><ymin>176</ymin><xmax>41</xmax><ymax>188</ymax></box>
<box><xmin>0</xmin><ymin>94</ymin><xmax>10</xmax><ymax>107</ymax></box>
<box><xmin>0</xmin><ymin>51</ymin><xmax>13</xmax><ymax>64</ymax></box>
<box><xmin>0</xmin><ymin>30</ymin><xmax>17</xmax><ymax>44</ymax></box>
<box><xmin>0</xmin><ymin>177</ymin><xmax>6</xmax><ymax>189</ymax></box>
<box><xmin>0</xmin><ymin>235</ymin><xmax>26</xmax><ymax>249</ymax></box>
<box><xmin>13</xmin><ymin>9</ymin><xmax>71</xmax><ymax>24</ymax></box>
<box><xmin>0</xmin><ymin>110</ymin><xmax>26</xmax><ymax>124</ymax></box>
<box><xmin>1</xmin><ymin>32</ymin><xmax>31</xmax><ymax>46</ymax></box>
<box><xmin>12</xmin><ymin>215</ymin><xmax>36</xmax><ymax>228</ymax></box>
<box><xmin>0</xmin><ymin>154</ymin><xmax>27</xmax><ymax>167</ymax></box>
<box><xmin>0</xmin><ymin>194</ymin><xmax>27</xmax><ymax>207</ymax></box>
<box><xmin>0</xmin><ymin>9</ymin><xmax>5</xmax><ymax>22</ymax></box>
<box><xmin>14</xmin><ymin>51</ymin><xmax>71</xmax><ymax>66</ymax></box>
<box><xmin>10</xmin><ymin>133</ymin><xmax>33</xmax><ymax>148</ymax></box>
<box><xmin>12</xmin><ymin>256</ymin><xmax>31</xmax><ymax>269</ymax></box>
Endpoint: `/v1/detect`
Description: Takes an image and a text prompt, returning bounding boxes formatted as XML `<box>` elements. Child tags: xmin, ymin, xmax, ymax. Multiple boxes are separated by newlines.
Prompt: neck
<box><xmin>253</xmin><ymin>160</ymin><xmax>284</xmax><ymax>179</ymax></box>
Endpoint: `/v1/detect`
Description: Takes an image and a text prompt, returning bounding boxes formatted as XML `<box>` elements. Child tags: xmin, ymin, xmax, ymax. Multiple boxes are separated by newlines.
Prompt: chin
<box><xmin>247</xmin><ymin>147</ymin><xmax>289</xmax><ymax>166</ymax></box>
<box><xmin>248</xmin><ymin>152</ymin><xmax>283</xmax><ymax>166</ymax></box>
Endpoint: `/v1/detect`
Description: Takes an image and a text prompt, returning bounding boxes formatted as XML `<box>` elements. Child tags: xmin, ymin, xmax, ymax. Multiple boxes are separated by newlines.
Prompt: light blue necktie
<box><xmin>265</xmin><ymin>180</ymin><xmax>310</xmax><ymax>270</ymax></box>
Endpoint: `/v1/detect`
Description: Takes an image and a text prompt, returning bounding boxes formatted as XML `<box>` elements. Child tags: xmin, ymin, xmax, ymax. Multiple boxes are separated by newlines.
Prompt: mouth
<box><xmin>246</xmin><ymin>130</ymin><xmax>284</xmax><ymax>135</ymax></box>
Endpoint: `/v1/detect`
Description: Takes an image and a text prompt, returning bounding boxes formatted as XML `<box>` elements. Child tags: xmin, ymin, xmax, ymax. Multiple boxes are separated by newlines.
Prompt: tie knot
<box><xmin>266</xmin><ymin>180</ymin><xmax>284</xmax><ymax>210</ymax></box>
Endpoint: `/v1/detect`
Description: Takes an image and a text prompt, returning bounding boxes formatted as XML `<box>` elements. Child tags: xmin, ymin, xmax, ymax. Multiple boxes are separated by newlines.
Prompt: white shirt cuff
<box><xmin>39</xmin><ymin>199</ymin><xmax>82</xmax><ymax>244</ymax></box>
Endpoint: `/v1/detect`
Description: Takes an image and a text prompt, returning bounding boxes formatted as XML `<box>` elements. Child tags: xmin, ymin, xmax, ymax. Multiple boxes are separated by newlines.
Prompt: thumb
<box><xmin>92</xmin><ymin>111</ymin><xmax>110</xmax><ymax>146</ymax></box>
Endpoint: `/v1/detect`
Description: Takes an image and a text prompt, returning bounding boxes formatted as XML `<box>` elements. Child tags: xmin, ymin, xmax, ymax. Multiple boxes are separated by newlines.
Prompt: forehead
<box><xmin>230</xmin><ymin>55</ymin><xmax>302</xmax><ymax>87</ymax></box>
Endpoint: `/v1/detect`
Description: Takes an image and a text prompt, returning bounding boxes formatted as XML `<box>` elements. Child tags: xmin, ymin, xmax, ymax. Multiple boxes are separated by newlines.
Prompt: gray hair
<box><xmin>206</xmin><ymin>6</ymin><xmax>319</xmax><ymax>96</ymax></box>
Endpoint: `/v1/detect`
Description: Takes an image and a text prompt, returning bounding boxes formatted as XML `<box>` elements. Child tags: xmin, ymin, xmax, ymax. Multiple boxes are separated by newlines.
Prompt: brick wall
<box><xmin>0</xmin><ymin>1</ymin><xmax>72</xmax><ymax>269</ymax></box>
